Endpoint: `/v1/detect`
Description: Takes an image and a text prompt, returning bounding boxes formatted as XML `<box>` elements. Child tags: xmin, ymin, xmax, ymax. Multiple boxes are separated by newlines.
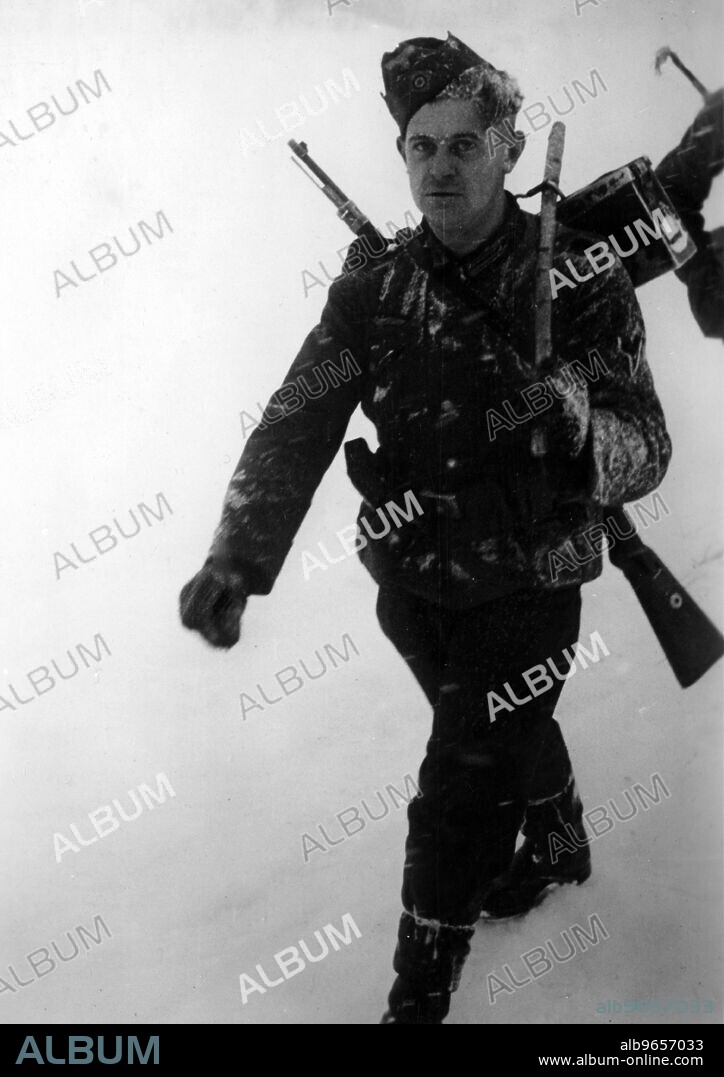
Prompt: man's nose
<box><xmin>427</xmin><ymin>147</ymin><xmax>458</xmax><ymax>181</ymax></box>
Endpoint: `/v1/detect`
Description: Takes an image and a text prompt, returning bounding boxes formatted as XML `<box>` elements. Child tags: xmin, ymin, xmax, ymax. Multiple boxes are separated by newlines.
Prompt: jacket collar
<box><xmin>412</xmin><ymin>193</ymin><xmax>527</xmax><ymax>280</ymax></box>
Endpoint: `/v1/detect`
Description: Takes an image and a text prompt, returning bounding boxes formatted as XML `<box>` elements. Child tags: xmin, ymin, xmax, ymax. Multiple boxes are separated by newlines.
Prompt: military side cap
<box><xmin>381</xmin><ymin>31</ymin><xmax>520</xmax><ymax>136</ymax></box>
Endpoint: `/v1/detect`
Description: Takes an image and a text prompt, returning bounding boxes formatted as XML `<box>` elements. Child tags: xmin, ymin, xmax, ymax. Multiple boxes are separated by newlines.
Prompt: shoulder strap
<box><xmin>401</xmin><ymin>227</ymin><xmax>537</xmax><ymax>366</ymax></box>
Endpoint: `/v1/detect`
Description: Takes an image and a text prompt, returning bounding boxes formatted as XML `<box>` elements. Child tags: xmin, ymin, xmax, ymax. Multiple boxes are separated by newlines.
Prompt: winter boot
<box><xmin>479</xmin><ymin>779</ymin><xmax>591</xmax><ymax>921</ymax></box>
<box><xmin>380</xmin><ymin>977</ymin><xmax>452</xmax><ymax>1024</ymax></box>
<box><xmin>380</xmin><ymin>911</ymin><xmax>474</xmax><ymax>1023</ymax></box>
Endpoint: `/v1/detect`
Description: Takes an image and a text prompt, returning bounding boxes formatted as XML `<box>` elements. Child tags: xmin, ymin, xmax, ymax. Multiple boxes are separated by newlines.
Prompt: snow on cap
<box><xmin>381</xmin><ymin>31</ymin><xmax>522</xmax><ymax>136</ymax></box>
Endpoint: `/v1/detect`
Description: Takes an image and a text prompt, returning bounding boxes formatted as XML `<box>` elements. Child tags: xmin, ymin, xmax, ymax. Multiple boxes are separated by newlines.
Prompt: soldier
<box><xmin>179</xmin><ymin>33</ymin><xmax>671</xmax><ymax>1023</ymax></box>
<box><xmin>655</xmin><ymin>87</ymin><xmax>724</xmax><ymax>341</ymax></box>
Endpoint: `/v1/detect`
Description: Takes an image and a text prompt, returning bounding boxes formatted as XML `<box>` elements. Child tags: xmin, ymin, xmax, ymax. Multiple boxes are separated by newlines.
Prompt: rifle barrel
<box><xmin>288</xmin><ymin>138</ymin><xmax>377</xmax><ymax>240</ymax></box>
<box><xmin>288</xmin><ymin>139</ymin><xmax>348</xmax><ymax>202</ymax></box>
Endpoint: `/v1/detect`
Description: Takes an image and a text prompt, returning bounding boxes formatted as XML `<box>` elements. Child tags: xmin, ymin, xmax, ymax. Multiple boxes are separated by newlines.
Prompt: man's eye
<box><xmin>410</xmin><ymin>141</ymin><xmax>434</xmax><ymax>156</ymax></box>
<box><xmin>452</xmin><ymin>140</ymin><xmax>478</xmax><ymax>156</ymax></box>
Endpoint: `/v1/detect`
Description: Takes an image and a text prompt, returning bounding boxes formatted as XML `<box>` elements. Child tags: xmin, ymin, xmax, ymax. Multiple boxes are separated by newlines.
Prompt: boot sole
<box><xmin>478</xmin><ymin>870</ymin><xmax>591</xmax><ymax>924</ymax></box>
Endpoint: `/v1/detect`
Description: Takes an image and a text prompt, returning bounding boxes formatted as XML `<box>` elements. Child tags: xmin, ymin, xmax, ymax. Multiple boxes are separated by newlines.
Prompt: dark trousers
<box><xmin>376</xmin><ymin>584</ymin><xmax>583</xmax><ymax>991</ymax></box>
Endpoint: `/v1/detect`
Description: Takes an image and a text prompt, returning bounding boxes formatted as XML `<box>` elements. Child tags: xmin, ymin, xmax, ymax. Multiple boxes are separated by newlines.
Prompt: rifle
<box><xmin>290</xmin><ymin>139</ymin><xmax>724</xmax><ymax>688</ymax></box>
<box><xmin>288</xmin><ymin>139</ymin><xmax>390</xmax><ymax>258</ymax></box>
<box><xmin>607</xmin><ymin>511</ymin><xmax>724</xmax><ymax>688</ymax></box>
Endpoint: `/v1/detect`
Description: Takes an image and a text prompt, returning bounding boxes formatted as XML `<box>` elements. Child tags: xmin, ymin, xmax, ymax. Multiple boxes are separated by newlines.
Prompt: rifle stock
<box><xmin>607</xmin><ymin>508</ymin><xmax>724</xmax><ymax>687</ymax></box>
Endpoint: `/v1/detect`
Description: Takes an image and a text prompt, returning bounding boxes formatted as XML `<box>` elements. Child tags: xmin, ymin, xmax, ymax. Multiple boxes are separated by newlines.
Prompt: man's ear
<box><xmin>504</xmin><ymin>133</ymin><xmax>526</xmax><ymax>173</ymax></box>
<box><xmin>396</xmin><ymin>134</ymin><xmax>407</xmax><ymax>164</ymax></box>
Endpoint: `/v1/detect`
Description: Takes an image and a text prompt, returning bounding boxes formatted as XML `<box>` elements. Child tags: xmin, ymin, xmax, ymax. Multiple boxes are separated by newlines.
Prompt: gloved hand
<box><xmin>179</xmin><ymin>559</ymin><xmax>249</xmax><ymax>649</ymax></box>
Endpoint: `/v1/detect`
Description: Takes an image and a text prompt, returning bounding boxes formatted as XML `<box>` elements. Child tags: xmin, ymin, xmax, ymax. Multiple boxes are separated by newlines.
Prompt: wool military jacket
<box><xmin>209</xmin><ymin>195</ymin><xmax>671</xmax><ymax>608</ymax></box>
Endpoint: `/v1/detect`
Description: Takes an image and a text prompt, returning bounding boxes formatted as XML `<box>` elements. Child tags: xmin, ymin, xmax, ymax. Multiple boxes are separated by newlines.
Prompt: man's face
<box><xmin>399</xmin><ymin>98</ymin><xmax>518</xmax><ymax>247</ymax></box>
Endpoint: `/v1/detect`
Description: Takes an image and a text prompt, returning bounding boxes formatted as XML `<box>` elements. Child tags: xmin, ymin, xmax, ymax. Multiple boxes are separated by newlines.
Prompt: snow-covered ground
<box><xmin>0</xmin><ymin>0</ymin><xmax>721</xmax><ymax>1025</ymax></box>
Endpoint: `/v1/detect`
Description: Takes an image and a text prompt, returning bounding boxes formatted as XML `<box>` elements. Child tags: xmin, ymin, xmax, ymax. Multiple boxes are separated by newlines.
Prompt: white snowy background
<box><xmin>0</xmin><ymin>0</ymin><xmax>721</xmax><ymax>1026</ymax></box>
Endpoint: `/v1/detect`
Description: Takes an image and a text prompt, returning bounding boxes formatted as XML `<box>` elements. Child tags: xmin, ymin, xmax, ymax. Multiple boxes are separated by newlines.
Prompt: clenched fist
<box><xmin>179</xmin><ymin>559</ymin><xmax>249</xmax><ymax>649</ymax></box>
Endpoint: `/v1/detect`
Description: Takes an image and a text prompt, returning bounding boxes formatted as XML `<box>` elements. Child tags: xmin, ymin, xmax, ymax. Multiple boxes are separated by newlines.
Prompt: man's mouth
<box><xmin>425</xmin><ymin>192</ymin><xmax>462</xmax><ymax>199</ymax></box>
